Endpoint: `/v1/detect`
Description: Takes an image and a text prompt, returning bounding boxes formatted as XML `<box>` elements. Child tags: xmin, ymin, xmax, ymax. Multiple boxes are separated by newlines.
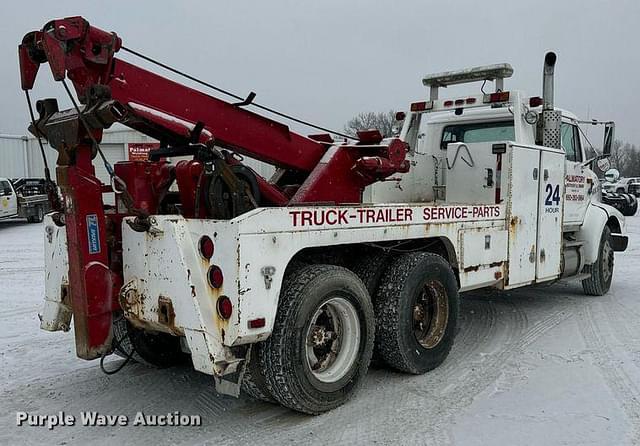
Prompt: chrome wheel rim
<box><xmin>413</xmin><ymin>280</ymin><xmax>449</xmax><ymax>349</ymax></box>
<box><xmin>305</xmin><ymin>297</ymin><xmax>360</xmax><ymax>383</ymax></box>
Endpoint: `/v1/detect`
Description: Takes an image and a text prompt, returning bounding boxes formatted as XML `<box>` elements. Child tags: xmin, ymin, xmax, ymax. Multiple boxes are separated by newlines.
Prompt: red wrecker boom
<box><xmin>18</xmin><ymin>16</ymin><xmax>409</xmax><ymax>359</ymax></box>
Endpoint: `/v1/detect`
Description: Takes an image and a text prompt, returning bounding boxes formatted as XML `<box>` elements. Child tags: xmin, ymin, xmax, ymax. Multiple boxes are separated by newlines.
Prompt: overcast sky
<box><xmin>2</xmin><ymin>0</ymin><xmax>639</xmax><ymax>144</ymax></box>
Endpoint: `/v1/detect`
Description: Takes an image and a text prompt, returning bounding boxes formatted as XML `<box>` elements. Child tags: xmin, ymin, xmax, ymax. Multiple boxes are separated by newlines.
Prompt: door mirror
<box><xmin>596</xmin><ymin>158</ymin><xmax>611</xmax><ymax>172</ymax></box>
<box><xmin>602</xmin><ymin>122</ymin><xmax>615</xmax><ymax>156</ymax></box>
<box><xmin>604</xmin><ymin>168</ymin><xmax>620</xmax><ymax>183</ymax></box>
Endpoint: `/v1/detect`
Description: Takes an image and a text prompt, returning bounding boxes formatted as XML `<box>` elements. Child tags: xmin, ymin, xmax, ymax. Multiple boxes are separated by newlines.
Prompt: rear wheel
<box><xmin>374</xmin><ymin>252</ymin><xmax>459</xmax><ymax>374</ymax></box>
<box><xmin>582</xmin><ymin>226</ymin><xmax>614</xmax><ymax>296</ymax></box>
<box><xmin>241</xmin><ymin>343</ymin><xmax>276</xmax><ymax>403</ymax></box>
<box><xmin>27</xmin><ymin>206</ymin><xmax>44</xmax><ymax>223</ymax></box>
<box><xmin>259</xmin><ymin>264</ymin><xmax>374</xmax><ymax>414</ymax></box>
<box><xmin>112</xmin><ymin>316</ymin><xmax>185</xmax><ymax>368</ymax></box>
<box><xmin>349</xmin><ymin>251</ymin><xmax>393</xmax><ymax>296</ymax></box>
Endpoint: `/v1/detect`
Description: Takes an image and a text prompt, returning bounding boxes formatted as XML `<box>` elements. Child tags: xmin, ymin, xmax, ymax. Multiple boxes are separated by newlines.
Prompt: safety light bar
<box><xmin>423</xmin><ymin>63</ymin><xmax>514</xmax><ymax>100</ymax></box>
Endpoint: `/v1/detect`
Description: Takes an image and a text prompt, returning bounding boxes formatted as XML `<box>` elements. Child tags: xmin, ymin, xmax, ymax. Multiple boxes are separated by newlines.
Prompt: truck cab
<box><xmin>366</xmin><ymin>59</ymin><xmax>627</xmax><ymax>288</ymax></box>
<box><xmin>0</xmin><ymin>178</ymin><xmax>18</xmax><ymax>219</ymax></box>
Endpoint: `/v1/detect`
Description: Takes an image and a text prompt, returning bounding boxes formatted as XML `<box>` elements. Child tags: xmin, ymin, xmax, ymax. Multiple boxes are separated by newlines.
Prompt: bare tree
<box><xmin>609</xmin><ymin>139</ymin><xmax>640</xmax><ymax>177</ymax></box>
<box><xmin>344</xmin><ymin>110</ymin><xmax>401</xmax><ymax>138</ymax></box>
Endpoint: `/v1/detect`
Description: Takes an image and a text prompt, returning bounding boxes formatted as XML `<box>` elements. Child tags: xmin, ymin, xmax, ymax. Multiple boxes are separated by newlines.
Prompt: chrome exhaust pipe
<box><xmin>540</xmin><ymin>52</ymin><xmax>561</xmax><ymax>150</ymax></box>
<box><xmin>542</xmin><ymin>52</ymin><xmax>557</xmax><ymax>111</ymax></box>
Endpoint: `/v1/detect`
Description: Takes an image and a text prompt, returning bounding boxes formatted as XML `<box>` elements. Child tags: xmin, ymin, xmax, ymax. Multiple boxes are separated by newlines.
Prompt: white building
<box><xmin>0</xmin><ymin>125</ymin><xmax>274</xmax><ymax>183</ymax></box>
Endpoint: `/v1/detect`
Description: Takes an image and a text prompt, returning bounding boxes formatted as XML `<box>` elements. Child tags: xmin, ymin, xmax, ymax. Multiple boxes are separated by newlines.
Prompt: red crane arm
<box><xmin>19</xmin><ymin>16</ymin><xmax>326</xmax><ymax>172</ymax></box>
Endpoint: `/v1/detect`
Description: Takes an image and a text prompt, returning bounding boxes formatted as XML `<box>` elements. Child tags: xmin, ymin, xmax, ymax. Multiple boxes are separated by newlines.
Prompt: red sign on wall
<box><xmin>128</xmin><ymin>143</ymin><xmax>160</xmax><ymax>161</ymax></box>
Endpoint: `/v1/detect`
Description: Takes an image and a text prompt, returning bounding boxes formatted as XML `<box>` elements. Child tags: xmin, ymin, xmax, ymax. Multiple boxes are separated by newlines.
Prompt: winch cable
<box><xmin>24</xmin><ymin>90</ymin><xmax>63</xmax><ymax>211</ymax></box>
<box><xmin>60</xmin><ymin>79</ymin><xmax>148</xmax><ymax>220</ymax></box>
<box><xmin>120</xmin><ymin>46</ymin><xmax>359</xmax><ymax>142</ymax></box>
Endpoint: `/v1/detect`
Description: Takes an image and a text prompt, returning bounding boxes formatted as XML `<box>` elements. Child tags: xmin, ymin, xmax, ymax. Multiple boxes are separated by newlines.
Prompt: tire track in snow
<box><xmin>406</xmin><ymin>301</ymin><xmax>572</xmax><ymax>446</ymax></box>
<box><xmin>321</xmin><ymin>296</ymin><xmax>524</xmax><ymax>446</ymax></box>
<box><xmin>577</xmin><ymin>301</ymin><xmax>640</xmax><ymax>444</ymax></box>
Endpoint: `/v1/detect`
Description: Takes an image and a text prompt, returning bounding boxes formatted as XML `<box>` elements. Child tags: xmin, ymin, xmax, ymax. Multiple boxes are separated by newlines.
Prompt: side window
<box><xmin>561</xmin><ymin>123</ymin><xmax>582</xmax><ymax>162</ymax></box>
<box><xmin>572</xmin><ymin>125</ymin><xmax>583</xmax><ymax>162</ymax></box>
<box><xmin>0</xmin><ymin>181</ymin><xmax>12</xmax><ymax>196</ymax></box>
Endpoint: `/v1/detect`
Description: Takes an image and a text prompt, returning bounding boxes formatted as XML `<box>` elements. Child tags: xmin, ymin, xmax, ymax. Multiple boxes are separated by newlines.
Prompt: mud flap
<box><xmin>214</xmin><ymin>367</ymin><xmax>244</xmax><ymax>398</ymax></box>
<box><xmin>611</xmin><ymin>234</ymin><xmax>628</xmax><ymax>252</ymax></box>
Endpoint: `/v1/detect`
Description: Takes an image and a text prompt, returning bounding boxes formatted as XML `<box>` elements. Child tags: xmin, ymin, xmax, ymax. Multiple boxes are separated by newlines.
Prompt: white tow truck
<box><xmin>41</xmin><ymin>52</ymin><xmax>628</xmax><ymax>414</ymax></box>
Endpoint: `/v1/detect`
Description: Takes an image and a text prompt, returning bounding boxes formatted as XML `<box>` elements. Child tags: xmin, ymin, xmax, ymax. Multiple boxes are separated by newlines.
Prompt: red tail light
<box><xmin>443</xmin><ymin>100</ymin><xmax>454</xmax><ymax>107</ymax></box>
<box><xmin>410</xmin><ymin>101</ymin><xmax>432</xmax><ymax>112</ymax></box>
<box><xmin>217</xmin><ymin>296</ymin><xmax>232</xmax><ymax>319</ymax></box>
<box><xmin>529</xmin><ymin>96</ymin><xmax>543</xmax><ymax>107</ymax></box>
<box><xmin>248</xmin><ymin>318</ymin><xmax>266</xmax><ymax>329</ymax></box>
<box><xmin>484</xmin><ymin>91</ymin><xmax>510</xmax><ymax>103</ymax></box>
<box><xmin>207</xmin><ymin>265</ymin><xmax>224</xmax><ymax>288</ymax></box>
<box><xmin>198</xmin><ymin>236</ymin><xmax>214</xmax><ymax>260</ymax></box>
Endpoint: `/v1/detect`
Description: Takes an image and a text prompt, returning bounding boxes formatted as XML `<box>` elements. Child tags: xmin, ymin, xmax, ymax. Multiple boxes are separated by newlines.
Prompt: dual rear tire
<box><xmin>244</xmin><ymin>253</ymin><xmax>459</xmax><ymax>413</ymax></box>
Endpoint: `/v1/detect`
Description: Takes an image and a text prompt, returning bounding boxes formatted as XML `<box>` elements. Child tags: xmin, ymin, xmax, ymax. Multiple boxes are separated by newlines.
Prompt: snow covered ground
<box><xmin>1</xmin><ymin>216</ymin><xmax>639</xmax><ymax>445</ymax></box>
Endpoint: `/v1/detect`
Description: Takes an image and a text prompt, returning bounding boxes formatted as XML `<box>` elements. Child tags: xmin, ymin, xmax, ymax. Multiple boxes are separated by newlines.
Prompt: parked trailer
<box><xmin>20</xmin><ymin>17</ymin><xmax>627</xmax><ymax>414</ymax></box>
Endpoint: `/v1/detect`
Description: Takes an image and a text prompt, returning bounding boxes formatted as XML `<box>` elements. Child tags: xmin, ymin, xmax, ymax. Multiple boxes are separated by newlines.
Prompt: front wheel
<box><xmin>259</xmin><ymin>264</ymin><xmax>374</xmax><ymax>414</ymax></box>
<box><xmin>582</xmin><ymin>226</ymin><xmax>614</xmax><ymax>296</ymax></box>
<box><xmin>623</xmin><ymin>196</ymin><xmax>638</xmax><ymax>216</ymax></box>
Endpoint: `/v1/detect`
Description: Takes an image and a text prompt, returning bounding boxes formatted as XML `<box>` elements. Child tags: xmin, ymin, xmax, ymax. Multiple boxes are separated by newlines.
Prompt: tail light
<box><xmin>484</xmin><ymin>91</ymin><xmax>510</xmax><ymax>103</ymax></box>
<box><xmin>207</xmin><ymin>265</ymin><xmax>224</xmax><ymax>288</ymax></box>
<box><xmin>410</xmin><ymin>101</ymin><xmax>433</xmax><ymax>112</ymax></box>
<box><xmin>248</xmin><ymin>318</ymin><xmax>266</xmax><ymax>329</ymax></box>
<box><xmin>217</xmin><ymin>296</ymin><xmax>232</xmax><ymax>319</ymax></box>
<box><xmin>529</xmin><ymin>96</ymin><xmax>543</xmax><ymax>107</ymax></box>
<box><xmin>198</xmin><ymin>236</ymin><xmax>214</xmax><ymax>260</ymax></box>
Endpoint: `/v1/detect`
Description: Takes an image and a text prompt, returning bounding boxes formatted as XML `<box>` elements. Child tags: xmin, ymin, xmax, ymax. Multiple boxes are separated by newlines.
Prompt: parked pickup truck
<box><xmin>0</xmin><ymin>177</ymin><xmax>50</xmax><ymax>223</ymax></box>
<box><xmin>603</xmin><ymin>177</ymin><xmax>640</xmax><ymax>195</ymax></box>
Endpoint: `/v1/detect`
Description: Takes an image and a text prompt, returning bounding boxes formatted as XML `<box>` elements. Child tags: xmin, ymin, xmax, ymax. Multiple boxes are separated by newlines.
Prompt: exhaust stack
<box><xmin>540</xmin><ymin>51</ymin><xmax>561</xmax><ymax>150</ymax></box>
<box><xmin>542</xmin><ymin>52</ymin><xmax>556</xmax><ymax>111</ymax></box>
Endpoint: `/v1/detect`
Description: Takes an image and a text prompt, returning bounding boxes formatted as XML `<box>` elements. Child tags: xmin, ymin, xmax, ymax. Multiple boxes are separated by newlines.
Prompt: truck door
<box><xmin>536</xmin><ymin>149</ymin><xmax>565</xmax><ymax>280</ymax></box>
<box><xmin>0</xmin><ymin>180</ymin><xmax>17</xmax><ymax>218</ymax></box>
<box><xmin>506</xmin><ymin>145</ymin><xmax>540</xmax><ymax>287</ymax></box>
<box><xmin>562</xmin><ymin>121</ymin><xmax>590</xmax><ymax>226</ymax></box>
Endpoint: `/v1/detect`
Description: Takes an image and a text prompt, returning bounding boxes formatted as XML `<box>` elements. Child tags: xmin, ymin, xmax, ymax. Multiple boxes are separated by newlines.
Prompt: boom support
<box><xmin>18</xmin><ymin>16</ymin><xmax>409</xmax><ymax>358</ymax></box>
